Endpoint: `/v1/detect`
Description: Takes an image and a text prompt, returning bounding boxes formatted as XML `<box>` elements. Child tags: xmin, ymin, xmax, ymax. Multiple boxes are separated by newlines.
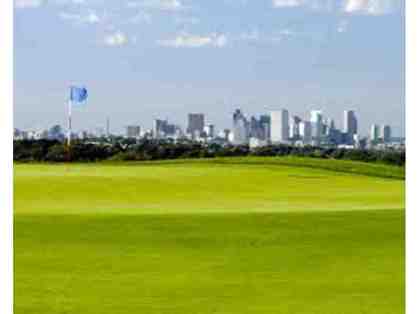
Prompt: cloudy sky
<box><xmin>14</xmin><ymin>0</ymin><xmax>404</xmax><ymax>136</ymax></box>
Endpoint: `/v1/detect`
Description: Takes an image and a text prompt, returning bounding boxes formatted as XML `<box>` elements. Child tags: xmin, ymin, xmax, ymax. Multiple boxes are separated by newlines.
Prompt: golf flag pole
<box><xmin>67</xmin><ymin>99</ymin><xmax>72</xmax><ymax>147</ymax></box>
<box><xmin>67</xmin><ymin>86</ymin><xmax>88</xmax><ymax>148</ymax></box>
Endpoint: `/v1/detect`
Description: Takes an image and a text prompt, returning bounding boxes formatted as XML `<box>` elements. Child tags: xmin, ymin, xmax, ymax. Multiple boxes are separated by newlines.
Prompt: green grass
<box><xmin>14</xmin><ymin>157</ymin><xmax>405</xmax><ymax>314</ymax></box>
<box><xmin>112</xmin><ymin>156</ymin><xmax>405</xmax><ymax>180</ymax></box>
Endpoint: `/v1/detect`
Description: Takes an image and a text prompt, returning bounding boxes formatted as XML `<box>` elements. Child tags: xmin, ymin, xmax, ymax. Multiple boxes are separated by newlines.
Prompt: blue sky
<box><xmin>14</xmin><ymin>0</ymin><xmax>404</xmax><ymax>136</ymax></box>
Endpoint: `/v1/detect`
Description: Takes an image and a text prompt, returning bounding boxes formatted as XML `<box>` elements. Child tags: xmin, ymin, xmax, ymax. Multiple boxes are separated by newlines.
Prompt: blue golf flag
<box><xmin>70</xmin><ymin>86</ymin><xmax>88</xmax><ymax>104</ymax></box>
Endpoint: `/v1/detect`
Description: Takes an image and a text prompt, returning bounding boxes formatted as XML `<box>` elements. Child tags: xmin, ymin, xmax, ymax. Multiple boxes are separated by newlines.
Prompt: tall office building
<box><xmin>204</xmin><ymin>124</ymin><xmax>215</xmax><ymax>138</ymax></box>
<box><xmin>154</xmin><ymin>119</ymin><xmax>178</xmax><ymax>139</ymax></box>
<box><xmin>370</xmin><ymin>124</ymin><xmax>379</xmax><ymax>142</ymax></box>
<box><xmin>106</xmin><ymin>117</ymin><xmax>110</xmax><ymax>137</ymax></box>
<box><xmin>154</xmin><ymin>119</ymin><xmax>167</xmax><ymax>139</ymax></box>
<box><xmin>259</xmin><ymin>115</ymin><xmax>271</xmax><ymax>140</ymax></box>
<box><xmin>270</xmin><ymin>109</ymin><xmax>289</xmax><ymax>143</ymax></box>
<box><xmin>223</xmin><ymin>129</ymin><xmax>231</xmax><ymax>142</ymax></box>
<box><xmin>289</xmin><ymin>115</ymin><xmax>302</xmax><ymax>140</ymax></box>
<box><xmin>126</xmin><ymin>125</ymin><xmax>141</xmax><ymax>139</ymax></box>
<box><xmin>299</xmin><ymin>121</ymin><xmax>312</xmax><ymax>144</ymax></box>
<box><xmin>232</xmin><ymin>109</ymin><xmax>249</xmax><ymax>145</ymax></box>
<box><xmin>187</xmin><ymin>113</ymin><xmax>205</xmax><ymax>136</ymax></box>
<box><xmin>310</xmin><ymin>110</ymin><xmax>323</xmax><ymax>145</ymax></box>
<box><xmin>249</xmin><ymin>116</ymin><xmax>261</xmax><ymax>138</ymax></box>
<box><xmin>248</xmin><ymin>115</ymin><xmax>271</xmax><ymax>140</ymax></box>
<box><xmin>381</xmin><ymin>125</ymin><xmax>392</xmax><ymax>143</ymax></box>
<box><xmin>326</xmin><ymin>118</ymin><xmax>335</xmax><ymax>129</ymax></box>
<box><xmin>324</xmin><ymin>118</ymin><xmax>335</xmax><ymax>136</ymax></box>
<box><xmin>343</xmin><ymin>110</ymin><xmax>358</xmax><ymax>135</ymax></box>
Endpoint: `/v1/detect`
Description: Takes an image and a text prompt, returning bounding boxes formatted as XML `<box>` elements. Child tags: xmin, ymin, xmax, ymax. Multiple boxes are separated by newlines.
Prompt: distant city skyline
<box><xmin>14</xmin><ymin>103</ymin><xmax>403</xmax><ymax>138</ymax></box>
<box><xmin>15</xmin><ymin>106</ymin><xmax>401</xmax><ymax>151</ymax></box>
<box><xmin>14</xmin><ymin>0</ymin><xmax>405</xmax><ymax>136</ymax></box>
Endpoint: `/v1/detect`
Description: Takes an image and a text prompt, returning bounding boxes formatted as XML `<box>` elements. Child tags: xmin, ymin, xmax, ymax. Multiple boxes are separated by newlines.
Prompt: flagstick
<box><xmin>65</xmin><ymin>99</ymin><xmax>72</xmax><ymax>166</ymax></box>
<box><xmin>68</xmin><ymin>100</ymin><xmax>72</xmax><ymax>147</ymax></box>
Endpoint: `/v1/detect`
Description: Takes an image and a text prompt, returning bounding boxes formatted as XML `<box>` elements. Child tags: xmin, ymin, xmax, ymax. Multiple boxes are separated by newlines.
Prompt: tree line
<box><xmin>13</xmin><ymin>139</ymin><xmax>405</xmax><ymax>166</ymax></box>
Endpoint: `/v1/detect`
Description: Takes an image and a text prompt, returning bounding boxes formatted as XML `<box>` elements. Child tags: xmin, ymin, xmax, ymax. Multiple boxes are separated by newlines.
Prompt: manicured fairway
<box><xmin>14</xmin><ymin>158</ymin><xmax>405</xmax><ymax>314</ymax></box>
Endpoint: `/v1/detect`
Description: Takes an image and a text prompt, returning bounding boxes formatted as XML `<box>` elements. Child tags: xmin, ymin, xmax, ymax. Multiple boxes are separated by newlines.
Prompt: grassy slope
<box><xmin>14</xmin><ymin>158</ymin><xmax>405</xmax><ymax>314</ymax></box>
<box><xmin>14</xmin><ymin>158</ymin><xmax>404</xmax><ymax>215</ymax></box>
<box><xmin>116</xmin><ymin>156</ymin><xmax>405</xmax><ymax>180</ymax></box>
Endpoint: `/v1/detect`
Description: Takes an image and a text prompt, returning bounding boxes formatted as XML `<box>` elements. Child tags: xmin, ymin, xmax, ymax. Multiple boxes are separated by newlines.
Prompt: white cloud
<box><xmin>272</xmin><ymin>0</ymin><xmax>334</xmax><ymax>11</ymax></box>
<box><xmin>157</xmin><ymin>33</ymin><xmax>227</xmax><ymax>48</ymax></box>
<box><xmin>128</xmin><ymin>0</ymin><xmax>186</xmax><ymax>11</ymax></box>
<box><xmin>272</xmin><ymin>0</ymin><xmax>303</xmax><ymax>7</ymax></box>
<box><xmin>272</xmin><ymin>0</ymin><xmax>401</xmax><ymax>13</ymax></box>
<box><xmin>343</xmin><ymin>0</ymin><xmax>401</xmax><ymax>15</ymax></box>
<box><xmin>59</xmin><ymin>11</ymin><xmax>100</xmax><ymax>24</ymax></box>
<box><xmin>344</xmin><ymin>0</ymin><xmax>371</xmax><ymax>13</ymax></box>
<box><xmin>85</xmin><ymin>12</ymin><xmax>100</xmax><ymax>23</ymax></box>
<box><xmin>104</xmin><ymin>31</ymin><xmax>129</xmax><ymax>46</ymax></box>
<box><xmin>15</xmin><ymin>0</ymin><xmax>89</xmax><ymax>10</ymax></box>
<box><xmin>239</xmin><ymin>28</ymin><xmax>298</xmax><ymax>44</ymax></box>
<box><xmin>15</xmin><ymin>0</ymin><xmax>43</xmax><ymax>9</ymax></box>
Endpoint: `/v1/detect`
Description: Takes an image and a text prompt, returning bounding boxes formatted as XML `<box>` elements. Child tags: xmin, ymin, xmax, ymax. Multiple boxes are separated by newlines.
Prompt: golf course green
<box><xmin>14</xmin><ymin>157</ymin><xmax>405</xmax><ymax>314</ymax></box>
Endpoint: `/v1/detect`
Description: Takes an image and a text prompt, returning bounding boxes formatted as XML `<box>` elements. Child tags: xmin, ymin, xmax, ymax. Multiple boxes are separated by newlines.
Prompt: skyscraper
<box><xmin>154</xmin><ymin>119</ymin><xmax>178</xmax><ymax>139</ymax></box>
<box><xmin>310</xmin><ymin>110</ymin><xmax>323</xmax><ymax>145</ymax></box>
<box><xmin>126</xmin><ymin>125</ymin><xmax>141</xmax><ymax>139</ymax></box>
<box><xmin>324</xmin><ymin>118</ymin><xmax>335</xmax><ymax>136</ymax></box>
<box><xmin>232</xmin><ymin>109</ymin><xmax>249</xmax><ymax>145</ymax></box>
<box><xmin>289</xmin><ymin>115</ymin><xmax>302</xmax><ymax>140</ymax></box>
<box><xmin>248</xmin><ymin>115</ymin><xmax>270</xmax><ymax>140</ymax></box>
<box><xmin>204</xmin><ymin>124</ymin><xmax>215</xmax><ymax>138</ymax></box>
<box><xmin>381</xmin><ymin>125</ymin><xmax>392</xmax><ymax>143</ymax></box>
<box><xmin>299</xmin><ymin>121</ymin><xmax>312</xmax><ymax>144</ymax></box>
<box><xmin>106</xmin><ymin>117</ymin><xmax>110</xmax><ymax>137</ymax></box>
<box><xmin>223</xmin><ymin>129</ymin><xmax>231</xmax><ymax>142</ymax></box>
<box><xmin>187</xmin><ymin>113</ymin><xmax>205</xmax><ymax>136</ymax></box>
<box><xmin>370</xmin><ymin>124</ymin><xmax>379</xmax><ymax>142</ymax></box>
<box><xmin>343</xmin><ymin>110</ymin><xmax>358</xmax><ymax>135</ymax></box>
<box><xmin>270</xmin><ymin>109</ymin><xmax>289</xmax><ymax>143</ymax></box>
<box><xmin>259</xmin><ymin>115</ymin><xmax>271</xmax><ymax>140</ymax></box>
<box><xmin>154</xmin><ymin>119</ymin><xmax>167</xmax><ymax>139</ymax></box>
<box><xmin>249</xmin><ymin>116</ymin><xmax>261</xmax><ymax>139</ymax></box>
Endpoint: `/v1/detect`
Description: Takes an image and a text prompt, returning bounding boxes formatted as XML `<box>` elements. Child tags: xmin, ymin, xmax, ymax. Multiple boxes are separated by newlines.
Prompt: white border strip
<box><xmin>0</xmin><ymin>2</ymin><xmax>413</xmax><ymax>314</ymax></box>
<box><xmin>0</xmin><ymin>0</ymin><xmax>13</xmax><ymax>314</ymax></box>
<box><xmin>406</xmin><ymin>0</ymin><xmax>417</xmax><ymax>313</ymax></box>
